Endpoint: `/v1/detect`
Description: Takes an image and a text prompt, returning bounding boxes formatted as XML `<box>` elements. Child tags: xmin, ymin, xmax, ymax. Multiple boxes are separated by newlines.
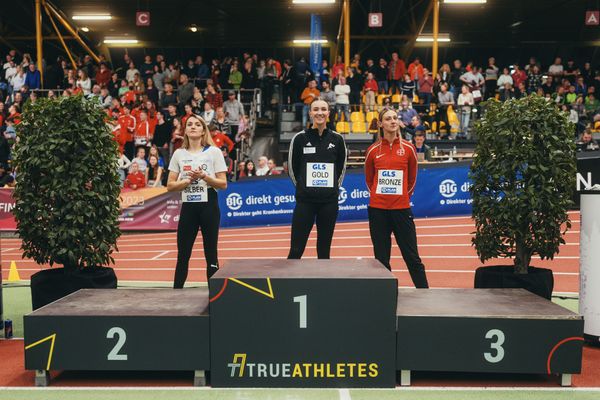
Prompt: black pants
<box><xmin>174</xmin><ymin>191</ymin><xmax>220</xmax><ymax>288</ymax></box>
<box><xmin>288</xmin><ymin>200</ymin><xmax>338</xmax><ymax>259</ymax></box>
<box><xmin>124</xmin><ymin>141</ymin><xmax>135</xmax><ymax>161</ymax></box>
<box><xmin>368</xmin><ymin>207</ymin><xmax>429</xmax><ymax>288</ymax></box>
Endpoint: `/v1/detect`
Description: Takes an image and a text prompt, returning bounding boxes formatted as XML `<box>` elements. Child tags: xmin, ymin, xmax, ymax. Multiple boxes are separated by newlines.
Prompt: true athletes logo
<box><xmin>227</xmin><ymin>353</ymin><xmax>379</xmax><ymax>379</ymax></box>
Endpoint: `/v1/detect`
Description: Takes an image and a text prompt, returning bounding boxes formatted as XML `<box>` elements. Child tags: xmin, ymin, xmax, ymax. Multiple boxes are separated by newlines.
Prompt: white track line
<box><xmin>151</xmin><ymin>250</ymin><xmax>170</xmax><ymax>260</ymax></box>
<box><xmin>339</xmin><ymin>388</ymin><xmax>352</xmax><ymax>400</ymax></box>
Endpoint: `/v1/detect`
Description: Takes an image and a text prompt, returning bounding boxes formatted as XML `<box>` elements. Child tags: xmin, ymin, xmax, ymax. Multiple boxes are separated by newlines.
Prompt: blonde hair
<box><xmin>182</xmin><ymin>114</ymin><xmax>215</xmax><ymax>149</ymax></box>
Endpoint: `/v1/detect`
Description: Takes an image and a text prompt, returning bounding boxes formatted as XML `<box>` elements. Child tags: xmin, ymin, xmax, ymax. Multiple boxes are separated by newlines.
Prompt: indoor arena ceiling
<box><xmin>0</xmin><ymin>0</ymin><xmax>598</xmax><ymax>50</ymax></box>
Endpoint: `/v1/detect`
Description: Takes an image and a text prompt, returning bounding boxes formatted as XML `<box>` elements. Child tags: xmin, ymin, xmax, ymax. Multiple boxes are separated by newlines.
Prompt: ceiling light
<box><xmin>72</xmin><ymin>14</ymin><xmax>112</xmax><ymax>21</ymax></box>
<box><xmin>510</xmin><ymin>21</ymin><xmax>523</xmax><ymax>28</ymax></box>
<box><xmin>293</xmin><ymin>39</ymin><xmax>328</xmax><ymax>44</ymax></box>
<box><xmin>80</xmin><ymin>27</ymin><xmax>90</xmax><ymax>32</ymax></box>
<box><xmin>293</xmin><ymin>0</ymin><xmax>336</xmax><ymax>4</ymax></box>
<box><xmin>416</xmin><ymin>34</ymin><xmax>451</xmax><ymax>42</ymax></box>
<box><xmin>443</xmin><ymin>0</ymin><xmax>486</xmax><ymax>3</ymax></box>
<box><xmin>104</xmin><ymin>38</ymin><xmax>139</xmax><ymax>44</ymax></box>
<box><xmin>190</xmin><ymin>26</ymin><xmax>198</xmax><ymax>33</ymax></box>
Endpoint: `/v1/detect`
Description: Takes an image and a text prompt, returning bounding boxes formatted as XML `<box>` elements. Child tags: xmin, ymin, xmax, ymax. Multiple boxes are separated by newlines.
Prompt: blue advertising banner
<box><xmin>310</xmin><ymin>14</ymin><xmax>322</xmax><ymax>79</ymax></box>
<box><xmin>218</xmin><ymin>164</ymin><xmax>473</xmax><ymax>228</ymax></box>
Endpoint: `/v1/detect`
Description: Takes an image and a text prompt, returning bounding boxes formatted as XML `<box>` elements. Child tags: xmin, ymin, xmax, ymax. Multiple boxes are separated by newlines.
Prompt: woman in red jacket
<box><xmin>364</xmin><ymin>108</ymin><xmax>429</xmax><ymax>288</ymax></box>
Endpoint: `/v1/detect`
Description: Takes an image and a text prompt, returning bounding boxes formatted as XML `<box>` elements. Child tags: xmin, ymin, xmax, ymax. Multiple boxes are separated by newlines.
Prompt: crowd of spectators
<box><xmin>1</xmin><ymin>49</ymin><xmax>600</xmax><ymax>188</ymax></box>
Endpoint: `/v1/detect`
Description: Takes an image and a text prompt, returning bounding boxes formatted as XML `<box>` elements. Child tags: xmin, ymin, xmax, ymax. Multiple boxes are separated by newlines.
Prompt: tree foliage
<box><xmin>13</xmin><ymin>95</ymin><xmax>121</xmax><ymax>272</ymax></box>
<box><xmin>470</xmin><ymin>95</ymin><xmax>576</xmax><ymax>274</ymax></box>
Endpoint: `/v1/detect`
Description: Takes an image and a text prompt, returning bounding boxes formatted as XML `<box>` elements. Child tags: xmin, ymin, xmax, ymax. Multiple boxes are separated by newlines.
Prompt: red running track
<box><xmin>0</xmin><ymin>213</ymin><xmax>581</xmax><ymax>293</ymax></box>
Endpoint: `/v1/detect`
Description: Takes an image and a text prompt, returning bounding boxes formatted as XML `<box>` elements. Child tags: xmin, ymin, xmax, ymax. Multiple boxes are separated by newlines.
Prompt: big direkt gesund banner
<box><xmin>0</xmin><ymin>164</ymin><xmax>473</xmax><ymax>231</ymax></box>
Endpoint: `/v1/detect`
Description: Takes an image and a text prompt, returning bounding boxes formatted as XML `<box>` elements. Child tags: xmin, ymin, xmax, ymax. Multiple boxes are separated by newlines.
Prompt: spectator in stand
<box><xmin>388</xmin><ymin>52</ymin><xmax>406</xmax><ymax>95</ymax></box>
<box><xmin>256</xmin><ymin>156</ymin><xmax>270</xmax><ymax>176</ymax></box>
<box><xmin>350</xmin><ymin>53</ymin><xmax>362</xmax><ymax>74</ymax></box>
<box><xmin>457</xmin><ymin>85</ymin><xmax>474</xmax><ymax>138</ymax></box>
<box><xmin>160</xmin><ymin>83</ymin><xmax>178</xmax><ymax>110</ymax></box>
<box><xmin>363</xmin><ymin>72</ymin><xmax>378</xmax><ymax>112</ymax></box>
<box><xmin>364</xmin><ymin>58</ymin><xmax>376</xmax><ymax>78</ymax></box>
<box><xmin>118</xmin><ymin>104</ymin><xmax>136</xmax><ymax>159</ymax></box>
<box><xmin>146</xmin><ymin>154</ymin><xmax>164</xmax><ymax>187</ymax></box>
<box><xmin>267</xmin><ymin>158</ymin><xmax>281</xmax><ymax>175</ymax></box>
<box><xmin>213</xmin><ymin>106</ymin><xmax>230</xmax><ymax>136</ymax></box>
<box><xmin>196</xmin><ymin>56</ymin><xmax>210</xmax><ymax>83</ymax></box>
<box><xmin>582</xmin><ymin>62</ymin><xmax>595</xmax><ymax>86</ymax></box>
<box><xmin>418</xmin><ymin>68</ymin><xmax>434</xmax><ymax>106</ymax></box>
<box><xmin>177</xmin><ymin>74</ymin><xmax>194</xmax><ymax>106</ymax></box>
<box><xmin>460</xmin><ymin>66</ymin><xmax>484</xmax><ymax>102</ymax></box>
<box><xmin>280</xmin><ymin>59</ymin><xmax>294</xmax><ymax>106</ymax></box>
<box><xmin>209</xmin><ymin>124</ymin><xmax>234</xmax><ymax>153</ymax></box>
<box><xmin>525</xmin><ymin>57</ymin><xmax>540</xmax><ymax>72</ymax></box>
<box><xmin>0</xmin><ymin>163</ymin><xmax>15</xmax><ymax>188</ymax></box>
<box><xmin>526</xmin><ymin>64</ymin><xmax>543</xmax><ymax>94</ymax></box>
<box><xmin>585</xmin><ymin>93</ymin><xmax>600</xmax><ymax>114</ymax></box>
<box><xmin>99</xmin><ymin>87</ymin><xmax>112</xmax><ymax>109</ymax></box>
<box><xmin>124</xmin><ymin>161</ymin><xmax>146</xmax><ymax>190</ymax></box>
<box><xmin>564</xmin><ymin>60</ymin><xmax>578</xmax><ymax>84</ymax></box>
<box><xmin>317</xmin><ymin>59</ymin><xmax>330</xmax><ymax>86</ymax></box>
<box><xmin>76</xmin><ymin>69</ymin><xmax>91</xmax><ymax>95</ymax></box>
<box><xmin>575</xmin><ymin>76</ymin><xmax>587</xmax><ymax>96</ymax></box>
<box><xmin>145</xmin><ymin>77</ymin><xmax>159</xmax><ymax>104</ymax></box>
<box><xmin>332</xmin><ymin>56</ymin><xmax>345</xmax><ymax>79</ymax></box>
<box><xmin>497</xmin><ymin>68</ymin><xmax>513</xmax><ymax>90</ymax></box>
<box><xmin>152</xmin><ymin>65</ymin><xmax>165</xmax><ymax>94</ymax></box>
<box><xmin>95</xmin><ymin>62</ymin><xmax>111</xmax><ymax>87</ymax></box>
<box><xmin>548</xmin><ymin>57</ymin><xmax>563</xmax><ymax>79</ymax></box>
<box><xmin>243</xmin><ymin>160</ymin><xmax>256</xmax><ymax>178</ymax></box>
<box><xmin>403</xmin><ymin>115</ymin><xmax>426</xmax><ymax>140</ymax></box>
<box><xmin>171</xmin><ymin>117</ymin><xmax>184</xmax><ymax>152</ymax></box>
<box><xmin>301</xmin><ymin>79</ymin><xmax>320</xmax><ymax>128</ymax></box>
<box><xmin>153</xmin><ymin>111</ymin><xmax>171</xmax><ymax>167</ymax></box>
<box><xmin>5</xmin><ymin>59</ymin><xmax>16</xmax><ymax>84</ymax></box>
<box><xmin>108</xmin><ymin>72</ymin><xmax>120</xmax><ymax>98</ymax></box>
<box><xmin>126</xmin><ymin>61</ymin><xmax>140</xmax><ymax>83</ymax></box>
<box><xmin>437</xmin><ymin>83</ymin><xmax>454</xmax><ymax>136</ymax></box>
<box><xmin>132</xmin><ymin>146</ymin><xmax>148</xmax><ymax>173</ymax></box>
<box><xmin>223</xmin><ymin>90</ymin><xmax>245</xmax><ymax>140</ymax></box>
<box><xmin>117</xmin><ymin>150</ymin><xmax>131</xmax><ymax>187</ymax></box>
<box><xmin>484</xmin><ymin>57</ymin><xmax>499</xmax><ymax>100</ymax></box>
<box><xmin>398</xmin><ymin>99</ymin><xmax>418</xmax><ymax>127</ymax></box>
<box><xmin>346</xmin><ymin>67</ymin><xmax>363</xmax><ymax>111</ymax></box>
<box><xmin>228</xmin><ymin>64</ymin><xmax>242</xmax><ymax>90</ymax></box>
<box><xmin>449</xmin><ymin>59</ymin><xmax>465</xmax><ymax>98</ymax></box>
<box><xmin>135</xmin><ymin>110</ymin><xmax>152</xmax><ymax>149</ymax></box>
<box><xmin>413</xmin><ymin>131</ymin><xmax>432</xmax><ymax>161</ymax></box>
<box><xmin>220</xmin><ymin>146</ymin><xmax>234</xmax><ymax>181</ymax></box>
<box><xmin>236</xmin><ymin>160</ymin><xmax>246</xmax><ymax>180</ymax></box>
<box><xmin>10</xmin><ymin>65</ymin><xmax>26</xmax><ymax>94</ymax></box>
<box><xmin>499</xmin><ymin>82</ymin><xmax>517</xmax><ymax>101</ymax></box>
<box><xmin>375</xmin><ymin>58</ymin><xmax>389</xmax><ymax>94</ymax></box>
<box><xmin>566</xmin><ymin>85</ymin><xmax>577</xmax><ymax>104</ymax></box>
<box><xmin>201</xmin><ymin>102</ymin><xmax>215</xmax><ymax>124</ymax></box>
<box><xmin>577</xmin><ymin>129</ymin><xmax>600</xmax><ymax>151</ymax></box>
<box><xmin>204</xmin><ymin>82</ymin><xmax>223</xmax><ymax>109</ymax></box>
<box><xmin>408</xmin><ymin>57</ymin><xmax>424</xmax><ymax>88</ymax></box>
<box><xmin>181</xmin><ymin>103</ymin><xmax>194</xmax><ymax>127</ymax></box>
<box><xmin>400</xmin><ymin>73</ymin><xmax>416</xmax><ymax>102</ymax></box>
<box><xmin>511</xmin><ymin>64</ymin><xmax>527</xmax><ymax>90</ymax></box>
<box><xmin>0</xmin><ymin>134</ymin><xmax>9</xmax><ymax>166</ymax></box>
<box><xmin>334</xmin><ymin>76</ymin><xmax>351</xmax><ymax>129</ymax></box>
<box><xmin>25</xmin><ymin>63</ymin><xmax>41</xmax><ymax>90</ymax></box>
<box><xmin>542</xmin><ymin>75</ymin><xmax>556</xmax><ymax>96</ymax></box>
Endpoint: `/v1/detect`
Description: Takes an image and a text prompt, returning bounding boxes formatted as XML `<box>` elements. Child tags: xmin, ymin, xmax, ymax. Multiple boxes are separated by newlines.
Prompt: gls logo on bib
<box><xmin>307</xmin><ymin>162</ymin><xmax>334</xmax><ymax>188</ymax></box>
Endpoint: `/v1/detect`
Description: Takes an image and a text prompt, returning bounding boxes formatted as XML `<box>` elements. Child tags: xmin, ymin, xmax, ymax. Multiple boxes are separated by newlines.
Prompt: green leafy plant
<box><xmin>470</xmin><ymin>95</ymin><xmax>576</xmax><ymax>274</ymax></box>
<box><xmin>13</xmin><ymin>95</ymin><xmax>121</xmax><ymax>272</ymax></box>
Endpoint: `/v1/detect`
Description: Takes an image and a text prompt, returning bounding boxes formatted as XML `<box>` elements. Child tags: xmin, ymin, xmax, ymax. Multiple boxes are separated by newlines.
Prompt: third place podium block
<box><xmin>209</xmin><ymin>259</ymin><xmax>397</xmax><ymax>387</ymax></box>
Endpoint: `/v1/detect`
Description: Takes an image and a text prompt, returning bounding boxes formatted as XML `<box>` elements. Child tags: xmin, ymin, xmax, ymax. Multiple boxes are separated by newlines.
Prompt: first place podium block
<box><xmin>209</xmin><ymin>259</ymin><xmax>398</xmax><ymax>388</ymax></box>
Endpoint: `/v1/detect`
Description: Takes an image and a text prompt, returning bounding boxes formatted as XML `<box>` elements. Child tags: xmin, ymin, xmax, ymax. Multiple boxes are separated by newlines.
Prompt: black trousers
<box><xmin>124</xmin><ymin>141</ymin><xmax>135</xmax><ymax>161</ymax></box>
<box><xmin>288</xmin><ymin>200</ymin><xmax>338</xmax><ymax>259</ymax></box>
<box><xmin>368</xmin><ymin>207</ymin><xmax>429</xmax><ymax>288</ymax></box>
<box><xmin>174</xmin><ymin>191</ymin><xmax>220</xmax><ymax>288</ymax></box>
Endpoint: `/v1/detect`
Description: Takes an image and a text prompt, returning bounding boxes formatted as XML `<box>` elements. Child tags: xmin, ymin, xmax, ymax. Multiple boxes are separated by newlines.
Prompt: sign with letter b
<box><xmin>368</xmin><ymin>13</ymin><xmax>383</xmax><ymax>28</ymax></box>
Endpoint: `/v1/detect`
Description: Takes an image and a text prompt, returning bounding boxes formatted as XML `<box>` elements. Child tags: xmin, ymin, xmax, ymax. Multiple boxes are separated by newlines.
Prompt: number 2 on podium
<box><xmin>293</xmin><ymin>295</ymin><xmax>307</xmax><ymax>329</ymax></box>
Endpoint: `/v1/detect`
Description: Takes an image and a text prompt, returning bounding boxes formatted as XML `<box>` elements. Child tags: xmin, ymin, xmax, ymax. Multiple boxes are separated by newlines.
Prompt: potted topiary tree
<box><xmin>13</xmin><ymin>95</ymin><xmax>121</xmax><ymax>309</ymax></box>
<box><xmin>470</xmin><ymin>95</ymin><xmax>577</xmax><ymax>299</ymax></box>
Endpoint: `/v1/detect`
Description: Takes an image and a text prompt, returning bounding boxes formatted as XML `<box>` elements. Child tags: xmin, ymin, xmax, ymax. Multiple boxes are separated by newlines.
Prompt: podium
<box><xmin>24</xmin><ymin>289</ymin><xmax>210</xmax><ymax>386</ymax></box>
<box><xmin>209</xmin><ymin>259</ymin><xmax>398</xmax><ymax>387</ymax></box>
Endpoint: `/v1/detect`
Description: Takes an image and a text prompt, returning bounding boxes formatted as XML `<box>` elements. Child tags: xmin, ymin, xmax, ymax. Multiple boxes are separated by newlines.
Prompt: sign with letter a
<box><xmin>586</xmin><ymin>11</ymin><xmax>599</xmax><ymax>26</ymax></box>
